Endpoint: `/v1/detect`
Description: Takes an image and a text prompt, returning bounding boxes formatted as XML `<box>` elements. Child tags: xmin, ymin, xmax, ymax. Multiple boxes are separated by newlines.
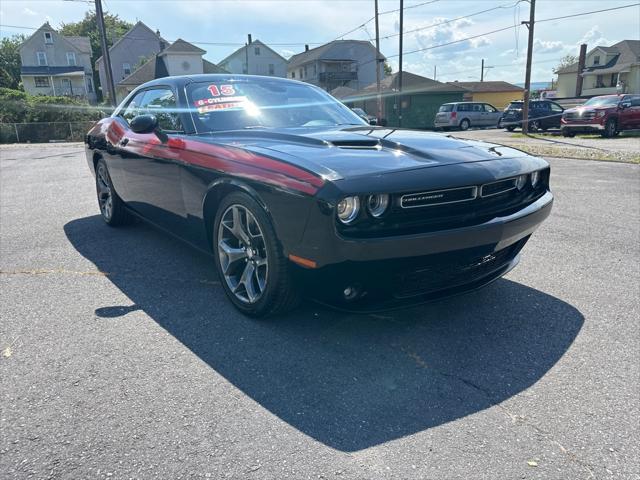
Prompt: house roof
<box><xmin>95</xmin><ymin>21</ymin><xmax>167</xmax><ymax>66</ymax></box>
<box><xmin>446</xmin><ymin>80</ymin><xmax>523</xmax><ymax>93</ymax></box>
<box><xmin>287</xmin><ymin>40</ymin><xmax>384</xmax><ymax>69</ymax></box>
<box><xmin>330</xmin><ymin>86</ymin><xmax>357</xmax><ymax>99</ymax></box>
<box><xmin>556</xmin><ymin>40</ymin><xmax>640</xmax><ymax>75</ymax></box>
<box><xmin>203</xmin><ymin>59</ymin><xmax>228</xmax><ymax>74</ymax></box>
<box><xmin>159</xmin><ymin>38</ymin><xmax>205</xmax><ymax>55</ymax></box>
<box><xmin>118</xmin><ymin>54</ymin><xmax>169</xmax><ymax>86</ymax></box>
<box><xmin>218</xmin><ymin>40</ymin><xmax>288</xmax><ymax>66</ymax></box>
<box><xmin>20</xmin><ymin>22</ymin><xmax>91</xmax><ymax>57</ymax></box>
<box><xmin>345</xmin><ymin>71</ymin><xmax>467</xmax><ymax>99</ymax></box>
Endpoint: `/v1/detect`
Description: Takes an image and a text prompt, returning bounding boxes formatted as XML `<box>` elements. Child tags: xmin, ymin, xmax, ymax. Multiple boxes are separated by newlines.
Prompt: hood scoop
<box><xmin>330</xmin><ymin>139</ymin><xmax>381</xmax><ymax>150</ymax></box>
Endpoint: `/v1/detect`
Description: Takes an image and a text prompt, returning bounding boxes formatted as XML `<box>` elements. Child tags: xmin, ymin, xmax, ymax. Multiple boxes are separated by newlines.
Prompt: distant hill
<box><xmin>515</xmin><ymin>81</ymin><xmax>553</xmax><ymax>90</ymax></box>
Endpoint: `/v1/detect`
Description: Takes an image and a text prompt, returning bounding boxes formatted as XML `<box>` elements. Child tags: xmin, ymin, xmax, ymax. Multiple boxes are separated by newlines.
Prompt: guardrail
<box><xmin>0</xmin><ymin>121</ymin><xmax>97</xmax><ymax>144</ymax></box>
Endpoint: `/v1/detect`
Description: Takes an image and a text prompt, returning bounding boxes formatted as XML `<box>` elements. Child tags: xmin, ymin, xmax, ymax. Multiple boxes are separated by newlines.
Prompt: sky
<box><xmin>1</xmin><ymin>0</ymin><xmax>639</xmax><ymax>84</ymax></box>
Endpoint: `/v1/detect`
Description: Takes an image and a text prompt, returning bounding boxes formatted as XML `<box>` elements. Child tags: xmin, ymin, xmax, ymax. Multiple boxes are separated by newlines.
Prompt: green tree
<box><xmin>0</xmin><ymin>35</ymin><xmax>26</xmax><ymax>90</ymax></box>
<box><xmin>555</xmin><ymin>54</ymin><xmax>578</xmax><ymax>72</ymax></box>
<box><xmin>383</xmin><ymin>62</ymin><xmax>392</xmax><ymax>75</ymax></box>
<box><xmin>59</xmin><ymin>11</ymin><xmax>133</xmax><ymax>100</ymax></box>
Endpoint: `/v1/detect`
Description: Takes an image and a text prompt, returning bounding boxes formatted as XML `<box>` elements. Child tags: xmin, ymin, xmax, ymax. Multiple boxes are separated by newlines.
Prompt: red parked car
<box><xmin>561</xmin><ymin>94</ymin><xmax>640</xmax><ymax>138</ymax></box>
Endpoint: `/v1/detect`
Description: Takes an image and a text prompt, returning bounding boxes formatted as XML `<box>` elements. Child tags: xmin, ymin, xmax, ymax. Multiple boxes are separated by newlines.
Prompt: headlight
<box><xmin>531</xmin><ymin>170</ymin><xmax>541</xmax><ymax>187</ymax></box>
<box><xmin>515</xmin><ymin>174</ymin><xmax>527</xmax><ymax>190</ymax></box>
<box><xmin>336</xmin><ymin>196</ymin><xmax>360</xmax><ymax>224</ymax></box>
<box><xmin>366</xmin><ymin>194</ymin><xmax>389</xmax><ymax>217</ymax></box>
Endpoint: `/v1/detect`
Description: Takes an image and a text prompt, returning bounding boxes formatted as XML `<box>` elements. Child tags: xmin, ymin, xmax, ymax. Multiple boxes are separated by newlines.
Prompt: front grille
<box><xmin>481</xmin><ymin>178</ymin><xmax>517</xmax><ymax>197</ymax></box>
<box><xmin>337</xmin><ymin>170</ymin><xmax>549</xmax><ymax>239</ymax></box>
<box><xmin>401</xmin><ymin>186</ymin><xmax>477</xmax><ymax>208</ymax></box>
<box><xmin>394</xmin><ymin>237</ymin><xmax>528</xmax><ymax>298</ymax></box>
<box><xmin>564</xmin><ymin>111</ymin><xmax>596</xmax><ymax>121</ymax></box>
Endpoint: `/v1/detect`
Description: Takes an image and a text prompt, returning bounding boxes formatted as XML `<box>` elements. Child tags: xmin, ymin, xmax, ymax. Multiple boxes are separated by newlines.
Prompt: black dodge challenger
<box><xmin>85</xmin><ymin>74</ymin><xmax>553</xmax><ymax>316</ymax></box>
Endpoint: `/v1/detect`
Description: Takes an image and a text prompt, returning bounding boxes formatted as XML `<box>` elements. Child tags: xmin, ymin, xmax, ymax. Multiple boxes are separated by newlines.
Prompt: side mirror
<box><xmin>620</xmin><ymin>101</ymin><xmax>631</xmax><ymax>109</ymax></box>
<box><xmin>130</xmin><ymin>114</ymin><xmax>168</xmax><ymax>143</ymax></box>
<box><xmin>130</xmin><ymin>114</ymin><xmax>158</xmax><ymax>134</ymax></box>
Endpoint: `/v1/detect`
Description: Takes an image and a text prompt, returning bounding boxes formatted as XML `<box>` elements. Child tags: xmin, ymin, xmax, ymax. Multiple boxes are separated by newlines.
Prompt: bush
<box><xmin>0</xmin><ymin>87</ymin><xmax>103</xmax><ymax>123</ymax></box>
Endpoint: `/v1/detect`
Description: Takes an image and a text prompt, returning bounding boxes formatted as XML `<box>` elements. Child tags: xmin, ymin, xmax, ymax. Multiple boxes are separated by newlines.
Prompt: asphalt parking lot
<box><xmin>1</xmin><ymin>144</ymin><xmax>639</xmax><ymax>479</ymax></box>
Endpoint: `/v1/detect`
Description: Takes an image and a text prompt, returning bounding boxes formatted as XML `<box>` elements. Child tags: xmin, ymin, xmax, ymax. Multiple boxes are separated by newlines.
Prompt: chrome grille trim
<box><xmin>400</xmin><ymin>186</ymin><xmax>478</xmax><ymax>209</ymax></box>
<box><xmin>480</xmin><ymin>178</ymin><xmax>518</xmax><ymax>198</ymax></box>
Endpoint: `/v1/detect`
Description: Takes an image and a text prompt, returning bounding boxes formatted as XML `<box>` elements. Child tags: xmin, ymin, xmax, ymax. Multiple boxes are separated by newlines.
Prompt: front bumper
<box><xmin>291</xmin><ymin>191</ymin><xmax>553</xmax><ymax>309</ymax></box>
<box><xmin>561</xmin><ymin>123</ymin><xmax>605</xmax><ymax>131</ymax></box>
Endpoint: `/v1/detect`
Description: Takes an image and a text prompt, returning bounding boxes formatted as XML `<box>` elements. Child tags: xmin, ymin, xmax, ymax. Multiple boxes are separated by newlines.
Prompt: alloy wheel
<box><xmin>96</xmin><ymin>164</ymin><xmax>113</xmax><ymax>220</ymax></box>
<box><xmin>217</xmin><ymin>204</ymin><xmax>268</xmax><ymax>304</ymax></box>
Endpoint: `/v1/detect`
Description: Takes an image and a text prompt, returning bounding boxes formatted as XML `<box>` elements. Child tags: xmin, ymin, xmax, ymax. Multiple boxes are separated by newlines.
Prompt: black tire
<box><xmin>213</xmin><ymin>191</ymin><xmax>300</xmax><ymax>317</ymax></box>
<box><xmin>602</xmin><ymin>119</ymin><xmax>617</xmax><ymax>138</ymax></box>
<box><xmin>529</xmin><ymin>120</ymin><xmax>541</xmax><ymax>132</ymax></box>
<box><xmin>459</xmin><ymin>119</ymin><xmax>470</xmax><ymax>131</ymax></box>
<box><xmin>506</xmin><ymin>126</ymin><xmax>516</xmax><ymax>132</ymax></box>
<box><xmin>562</xmin><ymin>129</ymin><xmax>575</xmax><ymax>138</ymax></box>
<box><xmin>95</xmin><ymin>158</ymin><xmax>131</xmax><ymax>226</ymax></box>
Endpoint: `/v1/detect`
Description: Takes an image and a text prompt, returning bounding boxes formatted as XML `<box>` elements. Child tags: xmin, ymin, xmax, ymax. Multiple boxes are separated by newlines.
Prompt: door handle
<box><xmin>120</xmin><ymin>137</ymin><xmax>129</xmax><ymax>146</ymax></box>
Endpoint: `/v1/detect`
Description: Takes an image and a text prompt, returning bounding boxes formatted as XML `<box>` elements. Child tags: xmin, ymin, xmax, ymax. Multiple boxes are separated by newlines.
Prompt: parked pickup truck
<box><xmin>561</xmin><ymin>94</ymin><xmax>640</xmax><ymax>138</ymax></box>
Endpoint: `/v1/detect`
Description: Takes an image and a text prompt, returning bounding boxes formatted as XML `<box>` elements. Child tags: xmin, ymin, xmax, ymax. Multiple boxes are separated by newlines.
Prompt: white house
<box><xmin>218</xmin><ymin>39</ymin><xmax>288</xmax><ymax>77</ymax></box>
<box><xmin>19</xmin><ymin>22</ymin><xmax>96</xmax><ymax>103</ymax></box>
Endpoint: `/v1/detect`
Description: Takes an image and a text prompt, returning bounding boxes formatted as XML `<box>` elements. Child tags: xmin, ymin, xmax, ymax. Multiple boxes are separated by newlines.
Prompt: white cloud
<box><xmin>578</xmin><ymin>26</ymin><xmax>610</xmax><ymax>48</ymax></box>
<box><xmin>280</xmin><ymin>49</ymin><xmax>295</xmax><ymax>59</ymax></box>
<box><xmin>22</xmin><ymin>7</ymin><xmax>37</xmax><ymax>16</ymax></box>
<box><xmin>533</xmin><ymin>39</ymin><xmax>565</xmax><ymax>54</ymax></box>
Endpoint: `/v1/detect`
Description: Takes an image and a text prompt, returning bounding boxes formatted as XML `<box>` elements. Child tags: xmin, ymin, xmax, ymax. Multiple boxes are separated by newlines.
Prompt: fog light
<box><xmin>531</xmin><ymin>170</ymin><xmax>541</xmax><ymax>187</ymax></box>
<box><xmin>515</xmin><ymin>175</ymin><xmax>527</xmax><ymax>190</ymax></box>
<box><xmin>337</xmin><ymin>196</ymin><xmax>360</xmax><ymax>224</ymax></box>
<box><xmin>343</xmin><ymin>286</ymin><xmax>359</xmax><ymax>300</ymax></box>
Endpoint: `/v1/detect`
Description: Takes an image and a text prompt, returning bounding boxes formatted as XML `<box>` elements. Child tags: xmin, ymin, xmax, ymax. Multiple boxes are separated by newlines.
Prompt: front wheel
<box><xmin>562</xmin><ymin>129</ymin><xmax>575</xmax><ymax>138</ymax></box>
<box><xmin>529</xmin><ymin>120</ymin><xmax>541</xmax><ymax>132</ymax></box>
<box><xmin>602</xmin><ymin>119</ymin><xmax>617</xmax><ymax>138</ymax></box>
<box><xmin>459</xmin><ymin>119</ymin><xmax>470</xmax><ymax>131</ymax></box>
<box><xmin>506</xmin><ymin>126</ymin><xmax>516</xmax><ymax>132</ymax></box>
<box><xmin>213</xmin><ymin>192</ymin><xmax>300</xmax><ymax>317</ymax></box>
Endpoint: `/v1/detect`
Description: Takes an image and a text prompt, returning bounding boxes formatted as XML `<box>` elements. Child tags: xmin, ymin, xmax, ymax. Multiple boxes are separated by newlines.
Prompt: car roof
<box><xmin>140</xmin><ymin>73</ymin><xmax>307</xmax><ymax>89</ymax></box>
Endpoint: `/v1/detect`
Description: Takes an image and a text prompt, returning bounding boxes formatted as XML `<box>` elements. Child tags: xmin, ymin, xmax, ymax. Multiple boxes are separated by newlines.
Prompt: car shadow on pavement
<box><xmin>65</xmin><ymin>215</ymin><xmax>584</xmax><ymax>452</ymax></box>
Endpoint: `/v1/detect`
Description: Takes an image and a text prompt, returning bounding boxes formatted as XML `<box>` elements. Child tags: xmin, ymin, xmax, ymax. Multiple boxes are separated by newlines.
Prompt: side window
<box><xmin>550</xmin><ymin>102</ymin><xmax>563</xmax><ymax>112</ymax></box>
<box><xmin>121</xmin><ymin>90</ymin><xmax>147</xmax><ymax>123</ymax></box>
<box><xmin>472</xmin><ymin>104</ymin><xmax>483</xmax><ymax>112</ymax></box>
<box><xmin>630</xmin><ymin>96</ymin><xmax>640</xmax><ymax>107</ymax></box>
<box><xmin>457</xmin><ymin>104</ymin><xmax>468</xmax><ymax>112</ymax></box>
<box><xmin>484</xmin><ymin>104</ymin><xmax>497</xmax><ymax>112</ymax></box>
<box><xmin>140</xmin><ymin>88</ymin><xmax>183</xmax><ymax>132</ymax></box>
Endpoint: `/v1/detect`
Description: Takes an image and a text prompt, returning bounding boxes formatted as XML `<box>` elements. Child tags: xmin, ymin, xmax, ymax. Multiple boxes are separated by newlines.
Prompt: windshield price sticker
<box><xmin>197</xmin><ymin>102</ymin><xmax>245</xmax><ymax>113</ymax></box>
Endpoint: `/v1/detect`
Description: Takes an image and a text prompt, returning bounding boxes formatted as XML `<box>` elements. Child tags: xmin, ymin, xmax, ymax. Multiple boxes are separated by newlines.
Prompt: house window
<box><xmin>268</xmin><ymin>63</ymin><xmax>275</xmax><ymax>75</ymax></box>
<box><xmin>34</xmin><ymin>76</ymin><xmax>50</xmax><ymax>88</ymax></box>
<box><xmin>313</xmin><ymin>64</ymin><xmax>317</xmax><ymax>75</ymax></box>
<box><xmin>254</xmin><ymin>47</ymin><xmax>260</xmax><ymax>55</ymax></box>
<box><xmin>123</xmin><ymin>63</ymin><xmax>131</xmax><ymax>76</ymax></box>
<box><xmin>86</xmin><ymin>77</ymin><xmax>94</xmax><ymax>93</ymax></box>
<box><xmin>299</xmin><ymin>68</ymin><xmax>303</xmax><ymax>78</ymax></box>
<box><xmin>291</xmin><ymin>71</ymin><xmax>295</xmax><ymax>78</ymax></box>
<box><xmin>37</xmin><ymin>51</ymin><xmax>47</xmax><ymax>66</ymax></box>
<box><xmin>304</xmin><ymin>66</ymin><xmax>308</xmax><ymax>77</ymax></box>
<box><xmin>242</xmin><ymin>63</ymin><xmax>248</xmax><ymax>74</ymax></box>
<box><xmin>596</xmin><ymin>75</ymin><xmax>605</xmax><ymax>88</ymax></box>
<box><xmin>609</xmin><ymin>74</ymin><xmax>617</xmax><ymax>87</ymax></box>
<box><xmin>593</xmin><ymin>55</ymin><xmax>600</xmax><ymax>66</ymax></box>
<box><xmin>44</xmin><ymin>32</ymin><xmax>53</xmax><ymax>44</ymax></box>
<box><xmin>66</xmin><ymin>52</ymin><xmax>76</xmax><ymax>66</ymax></box>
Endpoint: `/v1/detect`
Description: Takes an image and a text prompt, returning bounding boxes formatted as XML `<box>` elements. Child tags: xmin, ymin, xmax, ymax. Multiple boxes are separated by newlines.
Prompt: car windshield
<box><xmin>186</xmin><ymin>79</ymin><xmax>366</xmax><ymax>132</ymax></box>
<box><xmin>583</xmin><ymin>96</ymin><xmax>620</xmax><ymax>107</ymax></box>
<box><xmin>438</xmin><ymin>104</ymin><xmax>454</xmax><ymax>112</ymax></box>
<box><xmin>352</xmin><ymin>108</ymin><xmax>366</xmax><ymax>116</ymax></box>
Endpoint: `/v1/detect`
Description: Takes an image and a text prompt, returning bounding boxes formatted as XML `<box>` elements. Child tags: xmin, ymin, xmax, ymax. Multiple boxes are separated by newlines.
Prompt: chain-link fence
<box><xmin>0</xmin><ymin>121</ymin><xmax>97</xmax><ymax>144</ymax></box>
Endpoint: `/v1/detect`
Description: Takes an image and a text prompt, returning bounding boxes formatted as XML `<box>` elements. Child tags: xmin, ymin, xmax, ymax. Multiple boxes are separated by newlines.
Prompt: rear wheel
<box><xmin>459</xmin><ymin>119</ymin><xmax>470</xmax><ymax>131</ymax></box>
<box><xmin>95</xmin><ymin>159</ymin><xmax>130</xmax><ymax>226</ymax></box>
<box><xmin>602</xmin><ymin>119</ymin><xmax>617</xmax><ymax>138</ymax></box>
<box><xmin>213</xmin><ymin>192</ymin><xmax>300</xmax><ymax>317</ymax></box>
<box><xmin>506</xmin><ymin>126</ymin><xmax>516</xmax><ymax>132</ymax></box>
<box><xmin>529</xmin><ymin>120</ymin><xmax>541</xmax><ymax>132</ymax></box>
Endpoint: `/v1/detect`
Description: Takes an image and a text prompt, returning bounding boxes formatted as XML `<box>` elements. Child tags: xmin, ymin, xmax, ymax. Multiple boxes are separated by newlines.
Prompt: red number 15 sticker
<box><xmin>208</xmin><ymin>84</ymin><xmax>235</xmax><ymax>97</ymax></box>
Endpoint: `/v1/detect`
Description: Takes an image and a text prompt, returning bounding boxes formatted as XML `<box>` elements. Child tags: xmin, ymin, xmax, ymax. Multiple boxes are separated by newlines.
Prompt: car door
<box><xmin>620</xmin><ymin>95</ymin><xmax>640</xmax><ymax>129</ymax></box>
<box><xmin>548</xmin><ymin>101</ymin><xmax>564</xmax><ymax>129</ymax></box>
<box><xmin>483</xmin><ymin>103</ymin><xmax>501</xmax><ymax>127</ymax></box>
<box><xmin>117</xmin><ymin>87</ymin><xmax>187</xmax><ymax>232</ymax></box>
<box><xmin>470</xmin><ymin>103</ymin><xmax>484</xmax><ymax>126</ymax></box>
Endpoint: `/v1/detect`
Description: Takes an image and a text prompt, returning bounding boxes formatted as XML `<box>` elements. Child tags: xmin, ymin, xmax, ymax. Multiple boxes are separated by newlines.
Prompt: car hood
<box><xmin>192</xmin><ymin>126</ymin><xmax>530</xmax><ymax>180</ymax></box>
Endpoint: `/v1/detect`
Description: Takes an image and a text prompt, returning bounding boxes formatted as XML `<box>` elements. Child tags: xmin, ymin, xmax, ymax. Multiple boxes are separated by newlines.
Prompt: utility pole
<box><xmin>95</xmin><ymin>0</ymin><xmax>116</xmax><ymax>105</ymax></box>
<box><xmin>521</xmin><ymin>0</ymin><xmax>536</xmax><ymax>134</ymax></box>
<box><xmin>481</xmin><ymin>59</ymin><xmax>484</xmax><ymax>81</ymax></box>
<box><xmin>397</xmin><ymin>0</ymin><xmax>404</xmax><ymax>127</ymax></box>
<box><xmin>374</xmin><ymin>0</ymin><xmax>382</xmax><ymax>122</ymax></box>
<box><xmin>245</xmin><ymin>34</ymin><xmax>252</xmax><ymax>75</ymax></box>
